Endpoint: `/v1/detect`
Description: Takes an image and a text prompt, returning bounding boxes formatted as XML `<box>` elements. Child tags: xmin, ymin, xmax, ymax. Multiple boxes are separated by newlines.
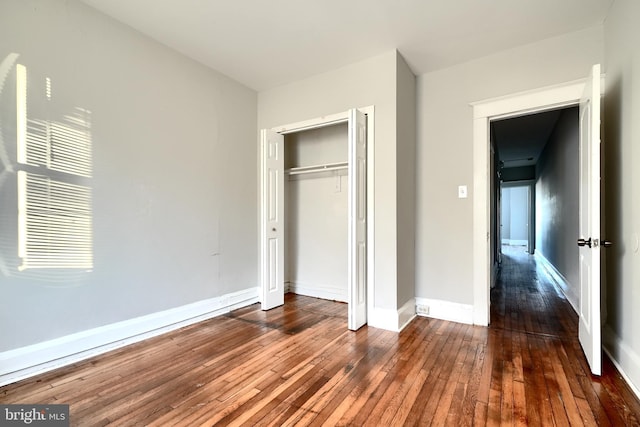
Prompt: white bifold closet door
<box><xmin>260</xmin><ymin>128</ymin><xmax>285</xmax><ymax>310</ymax></box>
<box><xmin>347</xmin><ymin>108</ymin><xmax>367</xmax><ymax>331</ymax></box>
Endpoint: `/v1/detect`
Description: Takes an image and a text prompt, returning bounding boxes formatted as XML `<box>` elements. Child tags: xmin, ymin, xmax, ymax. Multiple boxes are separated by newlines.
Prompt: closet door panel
<box><xmin>348</xmin><ymin>109</ymin><xmax>367</xmax><ymax>330</ymax></box>
<box><xmin>261</xmin><ymin>129</ymin><xmax>284</xmax><ymax>310</ymax></box>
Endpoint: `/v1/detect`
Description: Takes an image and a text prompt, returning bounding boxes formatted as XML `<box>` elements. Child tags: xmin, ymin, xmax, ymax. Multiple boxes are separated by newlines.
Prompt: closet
<box><xmin>284</xmin><ymin>123</ymin><xmax>349</xmax><ymax>303</ymax></box>
<box><xmin>260</xmin><ymin>108</ymin><xmax>367</xmax><ymax>330</ymax></box>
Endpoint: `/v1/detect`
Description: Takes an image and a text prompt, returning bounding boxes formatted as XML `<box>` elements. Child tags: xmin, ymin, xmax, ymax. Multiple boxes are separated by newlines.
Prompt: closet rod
<box><xmin>286</xmin><ymin>161</ymin><xmax>348</xmax><ymax>176</ymax></box>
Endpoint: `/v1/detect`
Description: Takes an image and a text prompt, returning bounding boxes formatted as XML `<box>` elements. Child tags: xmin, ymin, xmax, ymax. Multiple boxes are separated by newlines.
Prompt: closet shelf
<box><xmin>286</xmin><ymin>161</ymin><xmax>348</xmax><ymax>176</ymax></box>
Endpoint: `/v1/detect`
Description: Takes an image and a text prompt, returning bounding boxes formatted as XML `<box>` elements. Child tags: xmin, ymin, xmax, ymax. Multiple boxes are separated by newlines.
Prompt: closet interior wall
<box><xmin>284</xmin><ymin>123</ymin><xmax>349</xmax><ymax>302</ymax></box>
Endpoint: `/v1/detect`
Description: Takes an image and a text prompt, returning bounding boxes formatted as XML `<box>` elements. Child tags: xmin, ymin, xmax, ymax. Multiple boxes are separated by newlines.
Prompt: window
<box><xmin>15</xmin><ymin>63</ymin><xmax>93</xmax><ymax>272</ymax></box>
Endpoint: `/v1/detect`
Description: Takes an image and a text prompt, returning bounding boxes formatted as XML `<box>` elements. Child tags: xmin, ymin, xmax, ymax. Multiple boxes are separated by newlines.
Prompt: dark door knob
<box><xmin>602</xmin><ymin>240</ymin><xmax>613</xmax><ymax>248</ymax></box>
<box><xmin>577</xmin><ymin>238</ymin><xmax>592</xmax><ymax>247</ymax></box>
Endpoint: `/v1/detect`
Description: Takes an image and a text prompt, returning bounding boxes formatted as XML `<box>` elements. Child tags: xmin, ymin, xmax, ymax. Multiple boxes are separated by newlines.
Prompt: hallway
<box><xmin>488</xmin><ymin>244</ymin><xmax>640</xmax><ymax>425</ymax></box>
<box><xmin>491</xmin><ymin>244</ymin><xmax>576</xmax><ymax>337</ymax></box>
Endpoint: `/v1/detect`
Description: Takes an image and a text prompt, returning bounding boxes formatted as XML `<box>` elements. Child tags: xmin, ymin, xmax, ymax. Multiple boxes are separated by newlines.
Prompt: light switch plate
<box><xmin>458</xmin><ymin>185</ymin><xmax>468</xmax><ymax>198</ymax></box>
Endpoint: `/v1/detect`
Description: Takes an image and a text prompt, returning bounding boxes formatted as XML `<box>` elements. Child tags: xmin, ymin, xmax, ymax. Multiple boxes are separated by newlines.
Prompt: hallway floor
<box><xmin>491</xmin><ymin>244</ymin><xmax>577</xmax><ymax>337</ymax></box>
<box><xmin>489</xmin><ymin>244</ymin><xmax>640</xmax><ymax>425</ymax></box>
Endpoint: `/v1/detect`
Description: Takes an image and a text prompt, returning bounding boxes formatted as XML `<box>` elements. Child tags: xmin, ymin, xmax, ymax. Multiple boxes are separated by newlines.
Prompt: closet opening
<box><xmin>260</xmin><ymin>108</ymin><xmax>372</xmax><ymax>331</ymax></box>
<box><xmin>285</xmin><ymin>124</ymin><xmax>349</xmax><ymax>303</ymax></box>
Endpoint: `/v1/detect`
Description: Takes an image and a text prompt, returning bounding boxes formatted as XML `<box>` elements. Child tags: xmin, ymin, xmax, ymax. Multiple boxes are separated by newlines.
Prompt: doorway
<box><xmin>500</xmin><ymin>183</ymin><xmax>534</xmax><ymax>253</ymax></box>
<box><xmin>492</xmin><ymin>106</ymin><xmax>580</xmax><ymax>311</ymax></box>
<box><xmin>471</xmin><ymin>79</ymin><xmax>586</xmax><ymax>326</ymax></box>
<box><xmin>473</xmin><ymin>64</ymin><xmax>603</xmax><ymax>375</ymax></box>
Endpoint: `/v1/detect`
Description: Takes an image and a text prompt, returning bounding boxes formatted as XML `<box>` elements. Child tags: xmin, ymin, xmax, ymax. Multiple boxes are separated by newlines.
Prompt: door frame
<box><xmin>471</xmin><ymin>80</ymin><xmax>588</xmax><ymax>326</ymax></box>
<box><xmin>260</xmin><ymin>106</ymin><xmax>375</xmax><ymax>327</ymax></box>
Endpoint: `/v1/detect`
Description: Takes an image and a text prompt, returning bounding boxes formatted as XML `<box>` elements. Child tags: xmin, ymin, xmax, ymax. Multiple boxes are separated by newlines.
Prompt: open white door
<box><xmin>577</xmin><ymin>64</ymin><xmax>602</xmax><ymax>376</ymax></box>
<box><xmin>348</xmin><ymin>109</ymin><xmax>367</xmax><ymax>330</ymax></box>
<box><xmin>260</xmin><ymin>129</ymin><xmax>285</xmax><ymax>310</ymax></box>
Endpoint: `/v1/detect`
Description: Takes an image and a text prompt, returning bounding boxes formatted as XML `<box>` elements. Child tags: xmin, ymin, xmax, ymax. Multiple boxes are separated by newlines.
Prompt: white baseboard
<box><xmin>288</xmin><ymin>281</ymin><xmax>347</xmax><ymax>303</ymax></box>
<box><xmin>491</xmin><ymin>261</ymin><xmax>499</xmax><ymax>289</ymax></box>
<box><xmin>535</xmin><ymin>252</ymin><xmax>578</xmax><ymax>313</ymax></box>
<box><xmin>398</xmin><ymin>298</ymin><xmax>417</xmax><ymax>331</ymax></box>
<box><xmin>0</xmin><ymin>287</ymin><xmax>259</xmax><ymax>387</ymax></box>
<box><xmin>368</xmin><ymin>298</ymin><xmax>416</xmax><ymax>332</ymax></box>
<box><xmin>603</xmin><ymin>325</ymin><xmax>640</xmax><ymax>401</ymax></box>
<box><xmin>502</xmin><ymin>239</ymin><xmax>528</xmax><ymax>246</ymax></box>
<box><xmin>415</xmin><ymin>297</ymin><xmax>474</xmax><ymax>325</ymax></box>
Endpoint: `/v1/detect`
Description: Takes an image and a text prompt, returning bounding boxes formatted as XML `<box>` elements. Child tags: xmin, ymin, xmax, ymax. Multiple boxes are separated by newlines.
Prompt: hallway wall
<box><xmin>535</xmin><ymin>107</ymin><xmax>580</xmax><ymax>308</ymax></box>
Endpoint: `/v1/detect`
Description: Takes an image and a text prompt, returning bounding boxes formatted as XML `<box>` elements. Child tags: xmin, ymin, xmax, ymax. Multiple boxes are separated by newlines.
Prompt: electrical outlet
<box><xmin>416</xmin><ymin>304</ymin><xmax>430</xmax><ymax>315</ymax></box>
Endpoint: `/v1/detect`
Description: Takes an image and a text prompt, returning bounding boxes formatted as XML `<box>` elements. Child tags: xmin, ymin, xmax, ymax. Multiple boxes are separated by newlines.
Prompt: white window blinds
<box><xmin>17</xmin><ymin>171</ymin><xmax>93</xmax><ymax>270</ymax></box>
<box><xmin>15</xmin><ymin>63</ymin><xmax>93</xmax><ymax>271</ymax></box>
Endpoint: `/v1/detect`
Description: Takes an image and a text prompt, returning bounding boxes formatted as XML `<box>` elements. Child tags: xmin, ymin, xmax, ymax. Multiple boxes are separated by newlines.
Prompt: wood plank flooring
<box><xmin>1</xmin><ymin>245</ymin><xmax>639</xmax><ymax>425</ymax></box>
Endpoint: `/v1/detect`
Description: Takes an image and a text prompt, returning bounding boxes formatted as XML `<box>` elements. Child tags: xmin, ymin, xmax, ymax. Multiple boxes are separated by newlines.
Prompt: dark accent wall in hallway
<box><xmin>535</xmin><ymin>107</ymin><xmax>579</xmax><ymax>308</ymax></box>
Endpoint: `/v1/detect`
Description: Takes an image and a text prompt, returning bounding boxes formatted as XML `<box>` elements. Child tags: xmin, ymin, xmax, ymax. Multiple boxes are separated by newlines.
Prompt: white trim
<box><xmin>367</xmin><ymin>307</ymin><xmax>398</xmax><ymax>331</ymax></box>
<box><xmin>472</xmin><ymin>115</ymin><xmax>490</xmax><ymax>326</ymax></box>
<box><xmin>288</xmin><ymin>281</ymin><xmax>347</xmax><ymax>303</ymax></box>
<box><xmin>603</xmin><ymin>325</ymin><xmax>640</xmax><ymax>401</ymax></box>
<box><xmin>272</xmin><ymin>111</ymin><xmax>349</xmax><ymax>135</ymax></box>
<box><xmin>535</xmin><ymin>252</ymin><xmax>579</xmax><ymax>313</ymax></box>
<box><xmin>471</xmin><ymin>79</ymin><xmax>586</xmax><ymax>118</ymax></box>
<box><xmin>360</xmin><ymin>106</ymin><xmax>375</xmax><ymax>335</ymax></box>
<box><xmin>501</xmin><ymin>239</ymin><xmax>528</xmax><ymax>246</ymax></box>
<box><xmin>415</xmin><ymin>297</ymin><xmax>474</xmax><ymax>325</ymax></box>
<box><xmin>491</xmin><ymin>262</ymin><xmax>499</xmax><ymax>289</ymax></box>
<box><xmin>398</xmin><ymin>298</ymin><xmax>417</xmax><ymax>331</ymax></box>
<box><xmin>472</xmin><ymin>80</ymin><xmax>586</xmax><ymax>327</ymax></box>
<box><xmin>0</xmin><ymin>287</ymin><xmax>259</xmax><ymax>387</ymax></box>
<box><xmin>368</xmin><ymin>298</ymin><xmax>415</xmax><ymax>332</ymax></box>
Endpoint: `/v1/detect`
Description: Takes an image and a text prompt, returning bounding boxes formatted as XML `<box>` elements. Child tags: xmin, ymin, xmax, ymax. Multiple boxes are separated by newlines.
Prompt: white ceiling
<box><xmin>80</xmin><ymin>0</ymin><xmax>612</xmax><ymax>91</ymax></box>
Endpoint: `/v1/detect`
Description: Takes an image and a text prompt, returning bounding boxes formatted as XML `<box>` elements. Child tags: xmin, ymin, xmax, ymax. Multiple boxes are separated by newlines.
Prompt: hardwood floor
<box><xmin>2</xmin><ymin>245</ymin><xmax>639</xmax><ymax>425</ymax></box>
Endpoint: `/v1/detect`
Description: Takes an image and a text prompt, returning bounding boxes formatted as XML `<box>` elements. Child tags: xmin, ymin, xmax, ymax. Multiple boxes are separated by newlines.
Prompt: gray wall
<box><xmin>603</xmin><ymin>0</ymin><xmax>640</xmax><ymax>392</ymax></box>
<box><xmin>535</xmin><ymin>108</ymin><xmax>579</xmax><ymax>306</ymax></box>
<box><xmin>0</xmin><ymin>0</ymin><xmax>257</xmax><ymax>351</ymax></box>
<box><xmin>415</xmin><ymin>26</ymin><xmax>603</xmax><ymax>304</ymax></box>
<box><xmin>395</xmin><ymin>54</ymin><xmax>417</xmax><ymax>308</ymax></box>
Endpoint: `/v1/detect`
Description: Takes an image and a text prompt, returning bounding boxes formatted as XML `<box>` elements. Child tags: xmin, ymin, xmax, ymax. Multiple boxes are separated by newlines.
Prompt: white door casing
<box><xmin>472</xmin><ymin>77</ymin><xmax>594</xmax><ymax>327</ymax></box>
<box><xmin>260</xmin><ymin>129</ymin><xmax>285</xmax><ymax>310</ymax></box>
<box><xmin>577</xmin><ymin>64</ymin><xmax>602</xmax><ymax>376</ymax></box>
<box><xmin>348</xmin><ymin>108</ymin><xmax>367</xmax><ymax>330</ymax></box>
<box><xmin>260</xmin><ymin>108</ymin><xmax>369</xmax><ymax>330</ymax></box>
<box><xmin>472</xmin><ymin>66</ymin><xmax>603</xmax><ymax>374</ymax></box>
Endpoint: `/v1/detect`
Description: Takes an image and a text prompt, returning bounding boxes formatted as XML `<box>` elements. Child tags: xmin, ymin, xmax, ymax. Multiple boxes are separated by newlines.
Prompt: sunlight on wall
<box><xmin>0</xmin><ymin>53</ymin><xmax>93</xmax><ymax>284</ymax></box>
